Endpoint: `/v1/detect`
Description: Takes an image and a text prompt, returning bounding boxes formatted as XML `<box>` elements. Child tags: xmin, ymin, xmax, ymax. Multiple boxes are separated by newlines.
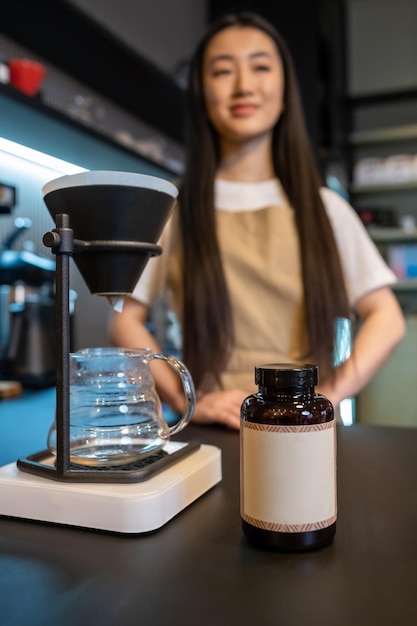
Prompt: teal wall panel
<box><xmin>0</xmin><ymin>92</ymin><xmax>170</xmax><ymax>177</ymax></box>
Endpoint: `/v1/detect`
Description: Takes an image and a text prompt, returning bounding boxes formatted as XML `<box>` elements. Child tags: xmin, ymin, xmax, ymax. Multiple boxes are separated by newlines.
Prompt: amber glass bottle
<box><xmin>240</xmin><ymin>364</ymin><xmax>336</xmax><ymax>551</ymax></box>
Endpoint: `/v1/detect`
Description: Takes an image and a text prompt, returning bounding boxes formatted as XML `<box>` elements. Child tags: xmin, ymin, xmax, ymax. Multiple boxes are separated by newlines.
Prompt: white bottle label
<box><xmin>241</xmin><ymin>421</ymin><xmax>337</xmax><ymax>532</ymax></box>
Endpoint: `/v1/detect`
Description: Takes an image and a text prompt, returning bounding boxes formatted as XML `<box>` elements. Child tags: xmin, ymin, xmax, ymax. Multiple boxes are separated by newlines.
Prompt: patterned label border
<box><xmin>242</xmin><ymin>513</ymin><xmax>337</xmax><ymax>533</ymax></box>
<box><xmin>243</xmin><ymin>420</ymin><xmax>334</xmax><ymax>433</ymax></box>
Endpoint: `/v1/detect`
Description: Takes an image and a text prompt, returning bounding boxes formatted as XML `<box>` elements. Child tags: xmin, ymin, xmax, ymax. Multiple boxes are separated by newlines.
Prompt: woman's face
<box><xmin>202</xmin><ymin>26</ymin><xmax>285</xmax><ymax>144</ymax></box>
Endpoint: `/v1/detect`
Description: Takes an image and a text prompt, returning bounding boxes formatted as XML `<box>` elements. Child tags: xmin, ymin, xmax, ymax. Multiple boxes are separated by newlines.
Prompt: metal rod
<box><xmin>54</xmin><ymin>214</ymin><xmax>72</xmax><ymax>476</ymax></box>
<box><xmin>72</xmin><ymin>239</ymin><xmax>162</xmax><ymax>255</ymax></box>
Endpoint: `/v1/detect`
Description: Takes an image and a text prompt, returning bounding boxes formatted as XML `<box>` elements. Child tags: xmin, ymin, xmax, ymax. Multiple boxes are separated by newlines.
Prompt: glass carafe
<box><xmin>47</xmin><ymin>347</ymin><xmax>195</xmax><ymax>466</ymax></box>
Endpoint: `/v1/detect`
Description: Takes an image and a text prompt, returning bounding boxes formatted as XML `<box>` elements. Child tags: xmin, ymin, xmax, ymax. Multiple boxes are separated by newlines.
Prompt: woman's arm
<box><xmin>109</xmin><ymin>297</ymin><xmax>187</xmax><ymax>413</ymax></box>
<box><xmin>109</xmin><ymin>297</ymin><xmax>245</xmax><ymax>430</ymax></box>
<box><xmin>317</xmin><ymin>286</ymin><xmax>406</xmax><ymax>406</ymax></box>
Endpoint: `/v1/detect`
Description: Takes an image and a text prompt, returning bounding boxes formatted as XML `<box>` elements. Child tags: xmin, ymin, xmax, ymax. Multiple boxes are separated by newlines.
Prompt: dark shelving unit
<box><xmin>1</xmin><ymin>0</ymin><xmax>185</xmax><ymax>145</ymax></box>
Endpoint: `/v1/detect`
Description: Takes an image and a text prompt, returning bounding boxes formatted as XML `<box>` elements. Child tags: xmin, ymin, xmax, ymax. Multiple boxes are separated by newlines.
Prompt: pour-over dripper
<box><xmin>42</xmin><ymin>171</ymin><xmax>178</xmax><ymax>297</ymax></box>
<box><xmin>16</xmin><ymin>170</ymin><xmax>193</xmax><ymax>482</ymax></box>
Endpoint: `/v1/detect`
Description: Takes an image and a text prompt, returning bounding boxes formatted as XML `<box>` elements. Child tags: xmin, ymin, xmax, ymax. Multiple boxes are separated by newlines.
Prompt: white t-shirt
<box><xmin>132</xmin><ymin>178</ymin><xmax>396</xmax><ymax>309</ymax></box>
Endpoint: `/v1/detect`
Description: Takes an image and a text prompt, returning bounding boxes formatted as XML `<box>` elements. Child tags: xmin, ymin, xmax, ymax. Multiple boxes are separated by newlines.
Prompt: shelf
<box><xmin>350</xmin><ymin>180</ymin><xmax>417</xmax><ymax>194</ymax></box>
<box><xmin>347</xmin><ymin>87</ymin><xmax>417</xmax><ymax>107</ymax></box>
<box><xmin>0</xmin><ymin>80</ymin><xmax>183</xmax><ymax>176</ymax></box>
<box><xmin>1</xmin><ymin>1</ymin><xmax>185</xmax><ymax>145</ymax></box>
<box><xmin>349</xmin><ymin>124</ymin><xmax>417</xmax><ymax>146</ymax></box>
<box><xmin>393</xmin><ymin>280</ymin><xmax>417</xmax><ymax>292</ymax></box>
<box><xmin>367</xmin><ymin>228</ymin><xmax>417</xmax><ymax>244</ymax></box>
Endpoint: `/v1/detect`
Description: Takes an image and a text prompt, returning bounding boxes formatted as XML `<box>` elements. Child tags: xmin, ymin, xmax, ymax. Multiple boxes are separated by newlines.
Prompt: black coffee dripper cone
<box><xmin>42</xmin><ymin>171</ymin><xmax>178</xmax><ymax>295</ymax></box>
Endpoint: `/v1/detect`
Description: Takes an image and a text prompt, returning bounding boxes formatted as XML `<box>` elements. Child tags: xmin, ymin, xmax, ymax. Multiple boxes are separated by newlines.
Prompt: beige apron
<box><xmin>167</xmin><ymin>203</ymin><xmax>311</xmax><ymax>394</ymax></box>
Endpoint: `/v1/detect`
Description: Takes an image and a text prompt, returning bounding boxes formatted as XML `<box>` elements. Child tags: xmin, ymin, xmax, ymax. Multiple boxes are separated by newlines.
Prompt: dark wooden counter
<box><xmin>0</xmin><ymin>390</ymin><xmax>416</xmax><ymax>625</ymax></box>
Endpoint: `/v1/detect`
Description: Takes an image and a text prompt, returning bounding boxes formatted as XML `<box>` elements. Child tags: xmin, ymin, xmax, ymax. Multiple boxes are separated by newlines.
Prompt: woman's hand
<box><xmin>316</xmin><ymin>381</ymin><xmax>340</xmax><ymax>409</ymax></box>
<box><xmin>191</xmin><ymin>389</ymin><xmax>248</xmax><ymax>430</ymax></box>
<box><xmin>317</xmin><ymin>287</ymin><xmax>405</xmax><ymax>407</ymax></box>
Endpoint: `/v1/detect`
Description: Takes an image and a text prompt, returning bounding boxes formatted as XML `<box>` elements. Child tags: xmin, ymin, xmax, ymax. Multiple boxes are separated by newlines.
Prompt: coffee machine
<box><xmin>0</xmin><ymin>217</ymin><xmax>58</xmax><ymax>388</ymax></box>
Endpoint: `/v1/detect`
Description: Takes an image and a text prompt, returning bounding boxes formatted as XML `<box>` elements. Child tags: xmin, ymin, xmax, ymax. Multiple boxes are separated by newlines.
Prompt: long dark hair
<box><xmin>179</xmin><ymin>12</ymin><xmax>349</xmax><ymax>389</ymax></box>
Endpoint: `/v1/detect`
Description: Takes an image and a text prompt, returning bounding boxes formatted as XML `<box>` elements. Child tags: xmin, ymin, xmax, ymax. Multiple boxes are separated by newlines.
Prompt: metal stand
<box><xmin>16</xmin><ymin>213</ymin><xmax>198</xmax><ymax>484</ymax></box>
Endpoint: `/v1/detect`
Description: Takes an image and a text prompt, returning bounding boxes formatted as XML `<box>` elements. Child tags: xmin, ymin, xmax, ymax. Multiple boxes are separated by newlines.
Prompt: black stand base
<box><xmin>17</xmin><ymin>441</ymin><xmax>201</xmax><ymax>484</ymax></box>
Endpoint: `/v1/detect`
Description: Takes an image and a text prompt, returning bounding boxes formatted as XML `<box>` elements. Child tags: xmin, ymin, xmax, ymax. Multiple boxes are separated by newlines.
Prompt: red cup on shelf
<box><xmin>8</xmin><ymin>58</ymin><xmax>46</xmax><ymax>96</ymax></box>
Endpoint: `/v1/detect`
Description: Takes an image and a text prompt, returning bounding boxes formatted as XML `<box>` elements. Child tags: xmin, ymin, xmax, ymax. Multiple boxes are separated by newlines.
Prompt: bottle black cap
<box><xmin>255</xmin><ymin>363</ymin><xmax>318</xmax><ymax>388</ymax></box>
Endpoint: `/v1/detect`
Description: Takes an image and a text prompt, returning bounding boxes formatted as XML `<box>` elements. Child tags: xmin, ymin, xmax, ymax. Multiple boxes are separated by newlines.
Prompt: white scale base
<box><xmin>0</xmin><ymin>442</ymin><xmax>222</xmax><ymax>534</ymax></box>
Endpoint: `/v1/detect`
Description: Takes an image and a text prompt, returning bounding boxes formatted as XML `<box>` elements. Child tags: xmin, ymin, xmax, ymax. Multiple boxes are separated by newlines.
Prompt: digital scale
<box><xmin>0</xmin><ymin>442</ymin><xmax>221</xmax><ymax>533</ymax></box>
<box><xmin>0</xmin><ymin>171</ymin><xmax>222</xmax><ymax>533</ymax></box>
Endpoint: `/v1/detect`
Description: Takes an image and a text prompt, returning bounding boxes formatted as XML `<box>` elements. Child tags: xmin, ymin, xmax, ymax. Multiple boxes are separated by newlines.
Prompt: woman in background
<box><xmin>110</xmin><ymin>12</ymin><xmax>405</xmax><ymax>429</ymax></box>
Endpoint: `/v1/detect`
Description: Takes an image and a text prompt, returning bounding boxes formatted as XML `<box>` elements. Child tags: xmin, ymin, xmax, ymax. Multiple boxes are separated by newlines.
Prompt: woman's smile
<box><xmin>230</xmin><ymin>102</ymin><xmax>260</xmax><ymax>116</ymax></box>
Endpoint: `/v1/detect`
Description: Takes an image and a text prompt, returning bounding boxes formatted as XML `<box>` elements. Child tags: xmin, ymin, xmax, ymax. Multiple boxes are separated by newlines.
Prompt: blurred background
<box><xmin>1</xmin><ymin>0</ymin><xmax>416</xmax><ymax>425</ymax></box>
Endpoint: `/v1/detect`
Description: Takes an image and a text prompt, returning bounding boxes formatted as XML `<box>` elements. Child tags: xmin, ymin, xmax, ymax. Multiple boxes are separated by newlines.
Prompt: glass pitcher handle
<box><xmin>150</xmin><ymin>353</ymin><xmax>196</xmax><ymax>435</ymax></box>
